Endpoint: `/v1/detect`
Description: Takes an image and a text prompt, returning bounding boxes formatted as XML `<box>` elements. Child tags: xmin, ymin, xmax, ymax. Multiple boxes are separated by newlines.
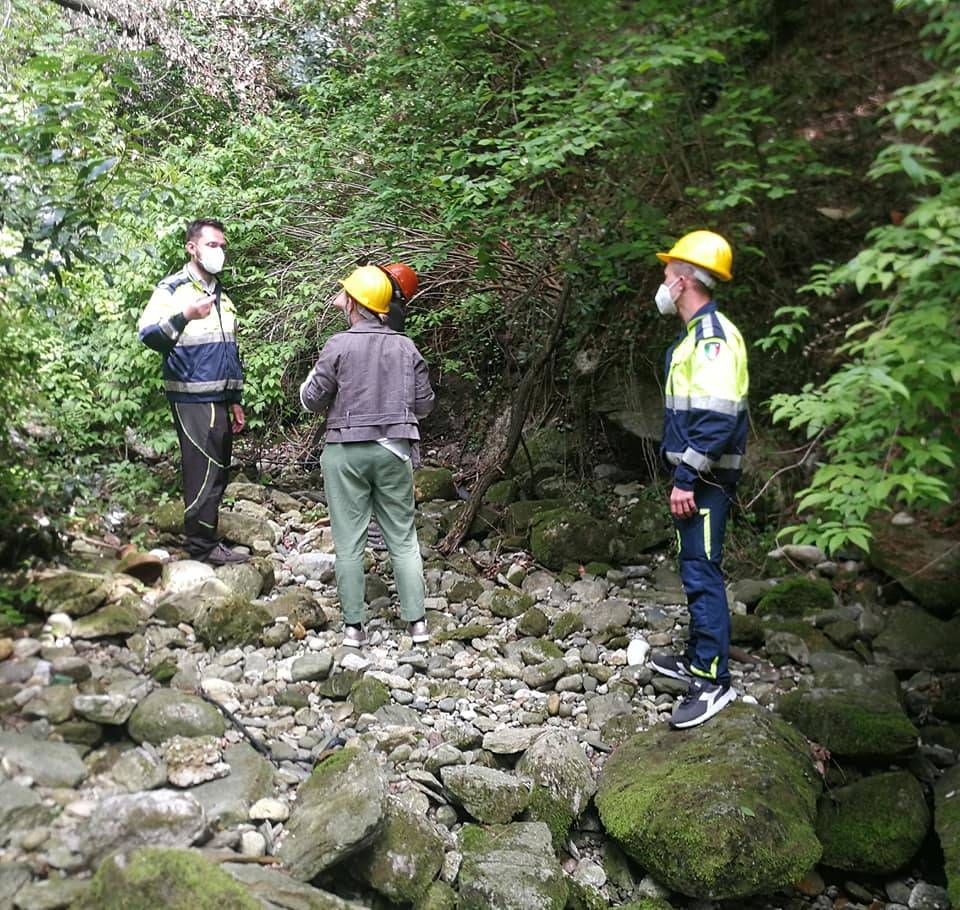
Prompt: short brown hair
<box><xmin>185</xmin><ymin>218</ymin><xmax>225</xmax><ymax>243</ymax></box>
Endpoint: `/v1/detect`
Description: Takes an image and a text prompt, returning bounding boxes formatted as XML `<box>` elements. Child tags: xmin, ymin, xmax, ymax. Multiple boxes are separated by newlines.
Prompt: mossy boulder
<box><xmin>447</xmin><ymin>577</ymin><xmax>484</xmax><ymax>602</ymax></box>
<box><xmin>730</xmin><ymin>613</ymin><xmax>764</xmax><ymax>646</ymax></box>
<box><xmin>511</xmin><ymin>427</ymin><xmax>574</xmax><ymax>476</ymax></box>
<box><xmin>35</xmin><ymin>570</ymin><xmax>110</xmax><ymax>616</ymax></box>
<box><xmin>614</xmin><ymin>500</ymin><xmax>673</xmax><ymax>555</ymax></box>
<box><xmin>457</xmin><ymin>821</ymin><xmax>568</xmax><ymax>910</ymax></box>
<box><xmin>530</xmin><ymin>509</ymin><xmax>615</xmax><ymax>571</ymax></box>
<box><xmin>440</xmin><ymin>765</ymin><xmax>533</xmax><ymax>823</ymax></box>
<box><xmin>352</xmin><ymin>796</ymin><xmax>445</xmax><ymax>903</ymax></box>
<box><xmin>350</xmin><ymin>676</ymin><xmax>390</xmax><ymax>715</ymax></box>
<box><xmin>195</xmin><ymin>596</ymin><xmax>271</xmax><ymax>648</ymax></box>
<box><xmin>551</xmin><ymin>611</ymin><xmax>584</xmax><ymax>640</ymax></box>
<box><xmin>595</xmin><ymin>703</ymin><xmax>822</xmax><ymax>900</ymax></box>
<box><xmin>488</xmin><ymin>589</ymin><xmax>534</xmax><ymax>619</ymax></box>
<box><xmin>485</xmin><ymin>478</ymin><xmax>518</xmax><ymax>506</ymax></box>
<box><xmin>76</xmin><ymin>847</ymin><xmax>260</xmax><ymax>910</ymax></box>
<box><xmin>218</xmin><ymin>509</ymin><xmax>278</xmax><ymax>548</ymax></box>
<box><xmin>872</xmin><ymin>605</ymin><xmax>960</xmax><ymax>672</ymax></box>
<box><xmin>127</xmin><ymin>689</ymin><xmax>226</xmax><ymax>744</ymax></box>
<box><xmin>755</xmin><ymin>576</ymin><xmax>835</xmax><ymax>619</ymax></box>
<box><xmin>435</xmin><ymin>623</ymin><xmax>493</xmax><ymax>643</ymax></box>
<box><xmin>416</xmin><ymin>880</ymin><xmax>458</xmax><ymax>910</ymax></box>
<box><xmin>222</xmin><ymin>862</ymin><xmax>362</xmax><ymax>909</ymax></box>
<box><xmin>935</xmin><ymin>762</ymin><xmax>960</xmax><ymax>909</ymax></box>
<box><xmin>154</xmin><ymin>501</ymin><xmax>185</xmax><ymax>534</ymax></box>
<box><xmin>72</xmin><ymin>600</ymin><xmax>144</xmax><ymax>639</ymax></box>
<box><xmin>517</xmin><ymin>606</ymin><xmax>549</xmax><ymax>637</ymax></box>
<box><xmin>776</xmin><ymin>653</ymin><xmax>918</xmax><ymax>761</ymax></box>
<box><xmin>817</xmin><ymin>771</ymin><xmax>930</xmax><ymax>874</ymax></box>
<box><xmin>414</xmin><ymin>467</ymin><xmax>457</xmax><ymax>502</ymax></box>
<box><xmin>504</xmin><ymin>499</ymin><xmax>566</xmax><ymax>535</ymax></box>
<box><xmin>278</xmin><ymin>747</ymin><xmax>386</xmax><ymax>880</ymax></box>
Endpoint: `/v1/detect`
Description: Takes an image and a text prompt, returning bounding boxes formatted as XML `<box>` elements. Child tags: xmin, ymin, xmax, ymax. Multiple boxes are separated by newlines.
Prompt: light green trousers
<box><xmin>321</xmin><ymin>442</ymin><xmax>425</xmax><ymax>625</ymax></box>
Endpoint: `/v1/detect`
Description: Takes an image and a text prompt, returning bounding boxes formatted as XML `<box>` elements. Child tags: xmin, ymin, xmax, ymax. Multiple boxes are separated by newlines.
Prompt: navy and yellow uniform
<box><xmin>662</xmin><ymin>300</ymin><xmax>748</xmax><ymax>686</ymax></box>
<box><xmin>139</xmin><ymin>266</ymin><xmax>243</xmax><ymax>557</ymax></box>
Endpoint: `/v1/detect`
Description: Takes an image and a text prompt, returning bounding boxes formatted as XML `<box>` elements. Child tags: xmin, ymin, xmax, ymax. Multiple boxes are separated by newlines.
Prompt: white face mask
<box><xmin>199</xmin><ymin>246</ymin><xmax>225</xmax><ymax>275</ymax></box>
<box><xmin>655</xmin><ymin>277</ymin><xmax>680</xmax><ymax>316</ymax></box>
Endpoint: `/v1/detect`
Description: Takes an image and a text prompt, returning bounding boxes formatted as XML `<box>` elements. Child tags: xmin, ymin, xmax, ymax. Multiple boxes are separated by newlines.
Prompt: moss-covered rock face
<box><xmin>35</xmin><ymin>570</ymin><xmax>110</xmax><ymax>616</ymax></box>
<box><xmin>352</xmin><ymin>796</ymin><xmax>445</xmax><ymax>903</ymax></box>
<box><xmin>504</xmin><ymin>499</ymin><xmax>567</xmax><ymax>535</ymax></box>
<box><xmin>440</xmin><ymin>765</ymin><xmax>533</xmax><ymax>824</ymax></box>
<box><xmin>127</xmin><ymin>689</ymin><xmax>226</xmax><ymax>744</ymax></box>
<box><xmin>77</xmin><ymin>847</ymin><xmax>260</xmax><ymax>910</ymax></box>
<box><xmin>414</xmin><ymin>467</ymin><xmax>458</xmax><ymax>502</ymax></box>
<box><xmin>872</xmin><ymin>605</ymin><xmax>960</xmax><ymax>673</ymax></box>
<box><xmin>416</xmin><ymin>880</ymin><xmax>458</xmax><ymax>910</ymax></box>
<box><xmin>154</xmin><ymin>501</ymin><xmax>185</xmax><ymax>534</ymax></box>
<box><xmin>350</xmin><ymin>676</ymin><xmax>390</xmax><ymax>715</ymax></box>
<box><xmin>620</xmin><ymin>901</ymin><xmax>675</xmax><ymax>910</ymax></box>
<box><xmin>485</xmin><ymin>479</ymin><xmax>518</xmax><ymax>506</ymax></box>
<box><xmin>458</xmin><ymin>821</ymin><xmax>568</xmax><ymax>910</ymax></box>
<box><xmin>817</xmin><ymin>771</ymin><xmax>930</xmax><ymax>874</ymax></box>
<box><xmin>517</xmin><ymin>607</ymin><xmax>549</xmax><ymax>637</ymax></box>
<box><xmin>530</xmin><ymin>509</ymin><xmax>615</xmax><ymax>571</ymax></box>
<box><xmin>935</xmin><ymin>763</ymin><xmax>960</xmax><ymax>909</ymax></box>
<box><xmin>595</xmin><ymin>703</ymin><xmax>822</xmax><ymax>900</ymax></box>
<box><xmin>489</xmin><ymin>589</ymin><xmax>534</xmax><ymax>619</ymax></box>
<box><xmin>551</xmin><ymin>611</ymin><xmax>584</xmax><ymax>640</ymax></box>
<box><xmin>755</xmin><ymin>576</ymin><xmax>835</xmax><ymax>619</ymax></box>
<box><xmin>730</xmin><ymin>613</ymin><xmax>764</xmax><ymax>646</ymax></box>
<box><xmin>435</xmin><ymin>623</ymin><xmax>492</xmax><ymax>643</ymax></box>
<box><xmin>194</xmin><ymin>595</ymin><xmax>271</xmax><ymax>648</ymax></box>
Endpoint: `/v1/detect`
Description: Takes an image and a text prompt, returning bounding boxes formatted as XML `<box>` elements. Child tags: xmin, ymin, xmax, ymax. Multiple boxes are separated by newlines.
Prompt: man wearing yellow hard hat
<box><xmin>647</xmin><ymin>230</ymin><xmax>749</xmax><ymax>728</ymax></box>
<box><xmin>299</xmin><ymin>266</ymin><xmax>435</xmax><ymax>647</ymax></box>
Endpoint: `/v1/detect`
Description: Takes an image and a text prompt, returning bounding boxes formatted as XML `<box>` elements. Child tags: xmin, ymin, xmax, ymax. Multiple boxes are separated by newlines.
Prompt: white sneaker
<box><xmin>342</xmin><ymin>624</ymin><xmax>368</xmax><ymax>648</ymax></box>
<box><xmin>410</xmin><ymin>619</ymin><xmax>429</xmax><ymax>644</ymax></box>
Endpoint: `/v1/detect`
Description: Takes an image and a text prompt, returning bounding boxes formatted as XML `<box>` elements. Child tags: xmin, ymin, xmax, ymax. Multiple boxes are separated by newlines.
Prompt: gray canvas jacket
<box><xmin>299</xmin><ymin>321</ymin><xmax>435</xmax><ymax>442</ymax></box>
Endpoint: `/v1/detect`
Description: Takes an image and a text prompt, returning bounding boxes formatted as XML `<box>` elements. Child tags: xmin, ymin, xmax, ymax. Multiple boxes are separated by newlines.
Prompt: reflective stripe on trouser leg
<box><xmin>172</xmin><ymin>401</ymin><xmax>232</xmax><ymax>558</ymax></box>
<box><xmin>674</xmin><ymin>481</ymin><xmax>734</xmax><ymax>686</ymax></box>
<box><xmin>321</xmin><ymin>443</ymin><xmax>375</xmax><ymax>626</ymax></box>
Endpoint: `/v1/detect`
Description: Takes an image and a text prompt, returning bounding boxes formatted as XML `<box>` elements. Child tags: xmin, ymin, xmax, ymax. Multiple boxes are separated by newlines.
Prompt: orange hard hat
<box><xmin>380</xmin><ymin>262</ymin><xmax>419</xmax><ymax>301</ymax></box>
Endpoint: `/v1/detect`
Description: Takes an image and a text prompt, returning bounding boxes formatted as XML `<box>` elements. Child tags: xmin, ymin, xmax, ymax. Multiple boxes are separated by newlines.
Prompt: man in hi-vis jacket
<box><xmin>647</xmin><ymin>229</ymin><xmax>749</xmax><ymax>728</ymax></box>
<box><xmin>139</xmin><ymin>218</ymin><xmax>249</xmax><ymax>565</ymax></box>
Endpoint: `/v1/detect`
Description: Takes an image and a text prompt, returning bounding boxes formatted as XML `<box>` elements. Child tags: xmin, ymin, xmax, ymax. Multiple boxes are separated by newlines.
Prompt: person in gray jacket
<box><xmin>300</xmin><ymin>266</ymin><xmax>435</xmax><ymax>647</ymax></box>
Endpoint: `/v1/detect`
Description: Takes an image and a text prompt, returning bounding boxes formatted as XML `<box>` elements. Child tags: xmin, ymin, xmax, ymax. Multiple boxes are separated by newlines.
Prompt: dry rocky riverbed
<box><xmin>0</xmin><ymin>468</ymin><xmax>958</xmax><ymax>910</ymax></box>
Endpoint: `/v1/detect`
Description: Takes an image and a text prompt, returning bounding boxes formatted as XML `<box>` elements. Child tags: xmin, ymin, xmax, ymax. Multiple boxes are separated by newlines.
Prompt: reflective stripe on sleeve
<box><xmin>665</xmin><ymin>395</ymin><xmax>747</xmax><ymax>415</ymax></box>
<box><xmin>158</xmin><ymin>317</ymin><xmax>180</xmax><ymax>340</ymax></box>
<box><xmin>665</xmin><ymin>450</ymin><xmax>743</xmax><ymax>470</ymax></box>
<box><xmin>164</xmin><ymin>379</ymin><xmax>244</xmax><ymax>394</ymax></box>
<box><xmin>178</xmin><ymin>331</ymin><xmax>237</xmax><ymax>347</ymax></box>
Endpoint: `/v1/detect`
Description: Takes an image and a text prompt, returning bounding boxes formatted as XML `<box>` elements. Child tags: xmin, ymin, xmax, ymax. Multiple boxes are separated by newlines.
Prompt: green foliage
<box><xmin>761</xmin><ymin>0</ymin><xmax>960</xmax><ymax>553</ymax></box>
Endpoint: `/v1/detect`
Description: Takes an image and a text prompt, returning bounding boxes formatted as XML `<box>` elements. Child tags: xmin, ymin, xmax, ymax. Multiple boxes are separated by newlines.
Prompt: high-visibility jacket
<box><xmin>138</xmin><ymin>266</ymin><xmax>244</xmax><ymax>403</ymax></box>
<box><xmin>662</xmin><ymin>301</ymin><xmax>748</xmax><ymax>491</ymax></box>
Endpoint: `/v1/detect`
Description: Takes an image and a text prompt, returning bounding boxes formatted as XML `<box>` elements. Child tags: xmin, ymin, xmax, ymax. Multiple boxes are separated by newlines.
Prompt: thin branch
<box><xmin>743</xmin><ymin>429</ymin><xmax>826</xmax><ymax>512</ymax></box>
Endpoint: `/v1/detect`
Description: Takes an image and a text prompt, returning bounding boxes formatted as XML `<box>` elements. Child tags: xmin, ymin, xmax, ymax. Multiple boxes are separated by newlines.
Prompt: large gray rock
<box><xmin>264</xmin><ymin>589</ymin><xmax>328</xmax><ymax>629</ymax></box>
<box><xmin>161</xmin><ymin>559</ymin><xmax>218</xmax><ymax>594</ymax></box>
<box><xmin>582</xmin><ymin>598</ymin><xmax>632</xmax><ymax>633</ymax></box>
<box><xmin>13</xmin><ymin>879</ymin><xmax>90</xmax><ymax>909</ymax></box>
<box><xmin>82</xmin><ymin>790</ymin><xmax>207</xmax><ymax>862</ymax></box>
<box><xmin>34</xmin><ymin>570</ymin><xmax>110</xmax><ymax>616</ymax></box>
<box><xmin>517</xmin><ymin>730</ymin><xmax>596</xmax><ymax>846</ymax></box>
<box><xmin>127</xmin><ymin>688</ymin><xmax>226</xmax><ymax>744</ymax></box>
<box><xmin>109</xmin><ymin>746</ymin><xmax>168</xmax><ymax>792</ymax></box>
<box><xmin>190</xmin><ymin>742</ymin><xmax>275</xmax><ymax>827</ymax></box>
<box><xmin>352</xmin><ymin>796</ymin><xmax>446</xmax><ymax>904</ymax></box>
<box><xmin>0</xmin><ymin>862</ymin><xmax>31</xmax><ymax>910</ymax></box>
<box><xmin>279</xmin><ymin>747</ymin><xmax>386</xmax><ymax>880</ymax></box>
<box><xmin>873</xmin><ymin>605</ymin><xmax>960</xmax><ymax>672</ymax></box>
<box><xmin>596</xmin><ymin>703</ymin><xmax>822</xmax><ymax>900</ymax></box>
<box><xmin>287</xmin><ymin>552</ymin><xmax>337</xmax><ymax>583</ymax></box>
<box><xmin>74</xmin><ymin>692</ymin><xmax>138</xmax><ymax>725</ymax></box>
<box><xmin>441</xmin><ymin>765</ymin><xmax>532</xmax><ymax>824</ymax></box>
<box><xmin>817</xmin><ymin>771</ymin><xmax>930</xmax><ymax>874</ymax></box>
<box><xmin>223</xmin><ymin>863</ymin><xmax>366</xmax><ymax>909</ymax></box>
<box><xmin>214</xmin><ymin>562</ymin><xmax>265</xmax><ymax>599</ymax></box>
<box><xmin>0</xmin><ymin>781</ymin><xmax>54</xmax><ymax>835</ymax></box>
<box><xmin>218</xmin><ymin>510</ymin><xmax>279</xmax><ymax>548</ymax></box>
<box><xmin>0</xmin><ymin>731</ymin><xmax>87</xmax><ymax>787</ymax></box>
<box><xmin>530</xmin><ymin>509</ymin><xmax>617</xmax><ymax>570</ymax></box>
<box><xmin>482</xmin><ymin>727</ymin><xmax>546</xmax><ymax>755</ymax></box>
<box><xmin>777</xmin><ymin>652</ymin><xmax>918</xmax><ymax>761</ymax></box>
<box><xmin>457</xmin><ymin>821</ymin><xmax>568</xmax><ymax>910</ymax></box>
<box><xmin>71</xmin><ymin>602</ymin><xmax>144</xmax><ymax>638</ymax></box>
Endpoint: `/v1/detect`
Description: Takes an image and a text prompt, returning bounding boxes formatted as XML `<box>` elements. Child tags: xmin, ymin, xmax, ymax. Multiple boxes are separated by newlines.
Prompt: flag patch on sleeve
<box><xmin>703</xmin><ymin>341</ymin><xmax>722</xmax><ymax>361</ymax></box>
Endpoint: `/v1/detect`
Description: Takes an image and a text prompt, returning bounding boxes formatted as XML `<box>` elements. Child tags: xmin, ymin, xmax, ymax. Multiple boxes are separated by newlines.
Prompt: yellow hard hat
<box><xmin>341</xmin><ymin>266</ymin><xmax>394</xmax><ymax>314</ymax></box>
<box><xmin>656</xmin><ymin>230</ymin><xmax>733</xmax><ymax>282</ymax></box>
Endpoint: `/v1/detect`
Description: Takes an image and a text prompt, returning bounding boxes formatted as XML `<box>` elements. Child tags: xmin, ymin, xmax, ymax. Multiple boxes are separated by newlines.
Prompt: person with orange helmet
<box><xmin>300</xmin><ymin>266</ymin><xmax>435</xmax><ymax>647</ymax></box>
<box><xmin>643</xmin><ymin>229</ymin><xmax>749</xmax><ymax>729</ymax></box>
<box><xmin>376</xmin><ymin>262</ymin><xmax>419</xmax><ymax>333</ymax></box>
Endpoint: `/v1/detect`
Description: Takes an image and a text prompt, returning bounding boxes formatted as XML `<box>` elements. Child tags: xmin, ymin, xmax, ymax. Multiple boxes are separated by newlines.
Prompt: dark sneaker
<box><xmin>410</xmin><ymin>619</ymin><xmax>429</xmax><ymax>644</ymax></box>
<box><xmin>649</xmin><ymin>652</ymin><xmax>692</xmax><ymax>682</ymax></box>
<box><xmin>204</xmin><ymin>543</ymin><xmax>250</xmax><ymax>566</ymax></box>
<box><xmin>342</xmin><ymin>624</ymin><xmax>368</xmax><ymax>648</ymax></box>
<box><xmin>669</xmin><ymin>678</ymin><xmax>737</xmax><ymax>729</ymax></box>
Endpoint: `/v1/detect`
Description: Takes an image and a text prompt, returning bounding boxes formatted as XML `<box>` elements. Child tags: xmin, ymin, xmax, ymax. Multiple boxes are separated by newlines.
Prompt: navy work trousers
<box><xmin>675</xmin><ymin>479</ymin><xmax>735</xmax><ymax>686</ymax></box>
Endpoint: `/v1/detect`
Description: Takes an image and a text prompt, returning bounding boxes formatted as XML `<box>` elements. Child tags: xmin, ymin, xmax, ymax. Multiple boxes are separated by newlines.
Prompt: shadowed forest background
<box><xmin>1</xmin><ymin>0</ymin><xmax>957</xmax><ymax>566</ymax></box>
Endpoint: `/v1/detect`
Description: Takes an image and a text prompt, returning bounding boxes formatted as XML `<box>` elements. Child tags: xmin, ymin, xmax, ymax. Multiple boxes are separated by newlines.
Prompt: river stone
<box><xmin>869</xmin><ymin>517</ymin><xmax>960</xmax><ymax>617</ymax></box>
<box><xmin>154</xmin><ymin>500</ymin><xmax>184</xmax><ymax>533</ymax></box>
<box><xmin>351</xmin><ymin>676</ymin><xmax>390</xmax><ymax>715</ymax></box>
<box><xmin>0</xmin><ymin>862</ymin><xmax>31</xmax><ymax>909</ymax></box>
<box><xmin>195</xmin><ymin>596</ymin><xmax>272</xmax><ymax>648</ymax></box>
<box><xmin>730</xmin><ymin>578</ymin><xmax>776</xmax><ymax>607</ymax></box>
<box><xmin>755</xmin><ymin>576</ymin><xmax>835</xmax><ymax>618</ymax></box>
<box><xmin>21</xmin><ymin>683</ymin><xmax>76</xmax><ymax>723</ymax></box>
<box><xmin>487</xmin><ymin>589</ymin><xmax>534</xmax><ymax>619</ymax></box>
<box><xmin>190</xmin><ymin>742</ymin><xmax>275</xmax><ymax>827</ymax></box>
<box><xmin>35</xmin><ymin>570</ymin><xmax>110</xmax><ymax>616</ymax></box>
<box><xmin>517</xmin><ymin>607</ymin><xmax>549</xmax><ymax>637</ymax></box>
<box><xmin>457</xmin><ymin>821</ymin><xmax>568</xmax><ymax>910</ymax></box>
<box><xmin>816</xmin><ymin>771</ymin><xmax>930</xmax><ymax>874</ymax></box>
<box><xmin>0</xmin><ymin>780</ymin><xmax>54</xmax><ymax>833</ymax></box>
<box><xmin>13</xmin><ymin>878</ymin><xmax>91</xmax><ymax>909</ymax></box>
<box><xmin>351</xmin><ymin>795</ymin><xmax>446</xmax><ymax>903</ymax></box>
<box><xmin>287</xmin><ymin>551</ymin><xmax>337</xmax><ymax>583</ymax></box>
<box><xmin>161</xmin><ymin>559</ymin><xmax>217</xmax><ymax>593</ymax></box>
<box><xmin>596</xmin><ymin>703</ymin><xmax>821</xmax><ymax>900</ymax></box>
<box><xmin>162</xmin><ymin>734</ymin><xmax>229</xmax><ymax>787</ymax></box>
<box><xmin>223</xmin><ymin>863</ymin><xmax>364</xmax><ymax>909</ymax></box>
<box><xmin>0</xmin><ymin>731</ymin><xmax>87</xmax><ymax>787</ymax></box>
<box><xmin>74</xmin><ymin>692</ymin><xmax>138</xmax><ymax>725</ymax></box>
<box><xmin>587</xmin><ymin>691</ymin><xmax>633</xmax><ymax>728</ymax></box>
<box><xmin>214</xmin><ymin>562</ymin><xmax>264</xmax><ymax>599</ymax></box>
<box><xmin>778</xmin><ymin>652</ymin><xmax>918</xmax><ymax>760</ymax></box>
<box><xmin>873</xmin><ymin>606</ymin><xmax>960</xmax><ymax>672</ymax></box>
<box><xmin>75</xmin><ymin>847</ymin><xmax>260</xmax><ymax>910</ymax></box>
<box><xmin>418</xmin><ymin>880</ymin><xmax>458</xmax><ymax>910</ymax></box>
<box><xmin>110</xmin><ymin>746</ymin><xmax>168</xmax><ymax>792</ymax></box>
<box><xmin>530</xmin><ymin>509</ymin><xmax>615</xmax><ymax>570</ymax></box>
<box><xmin>71</xmin><ymin>601</ymin><xmax>143</xmax><ymax>638</ymax></box>
<box><xmin>279</xmin><ymin>747</ymin><xmax>386</xmax><ymax>880</ymax></box>
<box><xmin>290</xmin><ymin>652</ymin><xmax>333</xmax><ymax>682</ymax></box>
<box><xmin>522</xmin><ymin>659</ymin><xmax>568</xmax><ymax>690</ymax></box>
<box><xmin>935</xmin><ymin>763</ymin><xmax>960</xmax><ymax>909</ymax></box>
<box><xmin>265</xmin><ymin>588</ymin><xmax>328</xmax><ymax>629</ymax></box>
<box><xmin>441</xmin><ymin>765</ymin><xmax>532</xmax><ymax>823</ymax></box>
<box><xmin>414</xmin><ymin>467</ymin><xmax>457</xmax><ymax>502</ymax></box>
<box><xmin>505</xmin><ymin>500</ymin><xmax>567</xmax><ymax>535</ymax></box>
<box><xmin>582</xmin><ymin>598</ymin><xmax>632</xmax><ymax>633</ymax></box>
<box><xmin>218</xmin><ymin>509</ymin><xmax>279</xmax><ymax>548</ymax></box>
<box><xmin>226</xmin><ymin>480</ymin><xmax>268</xmax><ymax>503</ymax></box>
<box><xmin>83</xmin><ymin>790</ymin><xmax>207</xmax><ymax>862</ymax></box>
<box><xmin>517</xmin><ymin>729</ymin><xmax>596</xmax><ymax>846</ymax></box>
<box><xmin>483</xmin><ymin>727</ymin><xmax>546</xmax><ymax>755</ymax></box>
<box><xmin>127</xmin><ymin>689</ymin><xmax>226</xmax><ymax>744</ymax></box>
